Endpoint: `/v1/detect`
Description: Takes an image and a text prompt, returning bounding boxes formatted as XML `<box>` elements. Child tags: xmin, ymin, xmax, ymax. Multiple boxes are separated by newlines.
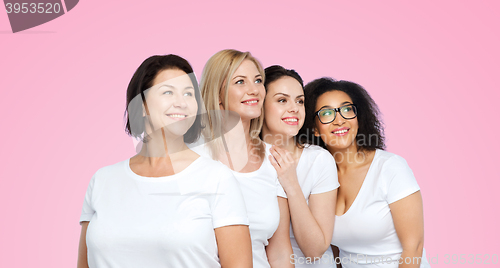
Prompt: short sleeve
<box><xmin>384</xmin><ymin>155</ymin><xmax>421</xmax><ymax>204</ymax></box>
<box><xmin>276</xmin><ymin>178</ymin><xmax>287</xmax><ymax>198</ymax></box>
<box><xmin>311</xmin><ymin>150</ymin><xmax>340</xmax><ymax>195</ymax></box>
<box><xmin>79</xmin><ymin>174</ymin><xmax>96</xmax><ymax>225</ymax></box>
<box><xmin>211</xmin><ymin>167</ymin><xmax>249</xmax><ymax>228</ymax></box>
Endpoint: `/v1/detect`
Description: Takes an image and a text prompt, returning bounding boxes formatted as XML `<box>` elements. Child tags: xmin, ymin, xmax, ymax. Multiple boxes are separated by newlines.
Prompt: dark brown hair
<box><xmin>124</xmin><ymin>54</ymin><xmax>203</xmax><ymax>143</ymax></box>
<box><xmin>263</xmin><ymin>65</ymin><xmax>306</xmax><ymax>148</ymax></box>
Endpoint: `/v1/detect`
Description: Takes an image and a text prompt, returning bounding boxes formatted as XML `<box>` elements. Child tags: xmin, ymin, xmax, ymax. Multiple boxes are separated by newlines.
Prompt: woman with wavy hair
<box><xmin>192</xmin><ymin>49</ymin><xmax>293</xmax><ymax>268</ymax></box>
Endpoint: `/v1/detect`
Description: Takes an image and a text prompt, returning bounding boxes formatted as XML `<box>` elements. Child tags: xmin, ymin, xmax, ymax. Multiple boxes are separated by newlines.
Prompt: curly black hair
<box><xmin>298</xmin><ymin>77</ymin><xmax>385</xmax><ymax>152</ymax></box>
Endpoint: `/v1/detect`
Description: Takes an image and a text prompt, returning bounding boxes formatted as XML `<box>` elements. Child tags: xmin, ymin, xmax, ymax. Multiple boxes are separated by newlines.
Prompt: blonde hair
<box><xmin>200</xmin><ymin>49</ymin><xmax>265</xmax><ymax>159</ymax></box>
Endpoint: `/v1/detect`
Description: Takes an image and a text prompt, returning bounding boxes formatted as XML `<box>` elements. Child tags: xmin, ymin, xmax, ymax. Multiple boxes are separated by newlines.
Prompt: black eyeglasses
<box><xmin>315</xmin><ymin>104</ymin><xmax>357</xmax><ymax>124</ymax></box>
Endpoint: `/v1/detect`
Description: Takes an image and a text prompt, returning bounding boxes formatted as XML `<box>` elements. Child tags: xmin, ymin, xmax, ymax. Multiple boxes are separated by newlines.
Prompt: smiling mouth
<box><xmin>282</xmin><ymin>118</ymin><xmax>298</xmax><ymax>125</ymax></box>
<box><xmin>332</xmin><ymin>128</ymin><xmax>349</xmax><ymax>136</ymax></box>
<box><xmin>241</xmin><ymin>99</ymin><xmax>259</xmax><ymax>105</ymax></box>
<box><xmin>166</xmin><ymin>114</ymin><xmax>188</xmax><ymax>120</ymax></box>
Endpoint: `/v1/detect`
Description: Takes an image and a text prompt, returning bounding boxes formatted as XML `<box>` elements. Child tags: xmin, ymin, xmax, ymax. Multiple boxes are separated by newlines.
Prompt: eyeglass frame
<box><xmin>314</xmin><ymin>104</ymin><xmax>358</xmax><ymax>124</ymax></box>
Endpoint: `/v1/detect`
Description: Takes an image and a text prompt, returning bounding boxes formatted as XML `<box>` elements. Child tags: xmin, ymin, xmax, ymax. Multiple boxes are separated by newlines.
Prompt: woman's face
<box><xmin>263</xmin><ymin>76</ymin><xmax>305</xmax><ymax>138</ymax></box>
<box><xmin>314</xmin><ymin>90</ymin><xmax>358</xmax><ymax>151</ymax></box>
<box><xmin>144</xmin><ymin>69</ymin><xmax>198</xmax><ymax>138</ymax></box>
<box><xmin>224</xmin><ymin>59</ymin><xmax>265</xmax><ymax>121</ymax></box>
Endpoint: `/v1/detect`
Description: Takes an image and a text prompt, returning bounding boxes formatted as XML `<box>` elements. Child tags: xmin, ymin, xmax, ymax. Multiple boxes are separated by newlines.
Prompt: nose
<box><xmin>288</xmin><ymin>102</ymin><xmax>299</xmax><ymax>113</ymax></box>
<box><xmin>332</xmin><ymin>110</ymin><xmax>345</xmax><ymax>125</ymax></box>
<box><xmin>172</xmin><ymin>93</ymin><xmax>187</xmax><ymax>109</ymax></box>
<box><xmin>247</xmin><ymin>82</ymin><xmax>260</xmax><ymax>96</ymax></box>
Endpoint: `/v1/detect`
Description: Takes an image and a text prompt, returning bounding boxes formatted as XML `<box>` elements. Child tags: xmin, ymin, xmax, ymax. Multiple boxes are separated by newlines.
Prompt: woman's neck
<box><xmin>328</xmin><ymin>143</ymin><xmax>370</xmax><ymax>174</ymax></box>
<box><xmin>223</xmin><ymin>118</ymin><xmax>253</xmax><ymax>150</ymax></box>
<box><xmin>262</xmin><ymin>125</ymin><xmax>299</xmax><ymax>157</ymax></box>
<box><xmin>139</xmin><ymin>129</ymin><xmax>188</xmax><ymax>159</ymax></box>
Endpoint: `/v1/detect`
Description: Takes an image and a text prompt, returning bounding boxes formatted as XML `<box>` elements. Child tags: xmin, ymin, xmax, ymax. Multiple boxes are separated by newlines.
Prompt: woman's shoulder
<box><xmin>302</xmin><ymin>143</ymin><xmax>330</xmax><ymax>155</ymax></box>
<box><xmin>193</xmin><ymin>156</ymin><xmax>235</xmax><ymax>180</ymax></box>
<box><xmin>93</xmin><ymin>159</ymin><xmax>129</xmax><ymax>177</ymax></box>
<box><xmin>301</xmin><ymin>144</ymin><xmax>335</xmax><ymax>163</ymax></box>
<box><xmin>374</xmin><ymin>149</ymin><xmax>412</xmax><ymax>170</ymax></box>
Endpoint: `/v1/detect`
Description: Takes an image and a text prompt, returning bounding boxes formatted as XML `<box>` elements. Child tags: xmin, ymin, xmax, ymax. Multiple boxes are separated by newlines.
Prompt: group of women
<box><xmin>77</xmin><ymin>50</ymin><xmax>431</xmax><ymax>268</ymax></box>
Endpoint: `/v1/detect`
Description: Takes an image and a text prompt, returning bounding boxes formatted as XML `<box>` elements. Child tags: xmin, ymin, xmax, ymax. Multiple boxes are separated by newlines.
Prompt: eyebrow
<box><xmin>318</xmin><ymin>102</ymin><xmax>352</xmax><ymax>110</ymax></box>
<box><xmin>158</xmin><ymin>85</ymin><xmax>194</xmax><ymax>90</ymax></box>
<box><xmin>232</xmin><ymin>75</ymin><xmax>246</xmax><ymax>80</ymax></box>
<box><xmin>273</xmin><ymin>93</ymin><xmax>305</xmax><ymax>98</ymax></box>
<box><xmin>274</xmin><ymin>93</ymin><xmax>289</xmax><ymax>97</ymax></box>
<box><xmin>232</xmin><ymin>74</ymin><xmax>262</xmax><ymax>80</ymax></box>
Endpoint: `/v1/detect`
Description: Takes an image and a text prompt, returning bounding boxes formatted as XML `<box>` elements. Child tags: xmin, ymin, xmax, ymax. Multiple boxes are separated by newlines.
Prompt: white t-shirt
<box><xmin>79</xmin><ymin>156</ymin><xmax>249</xmax><ymax>268</ymax></box>
<box><xmin>191</xmin><ymin>142</ymin><xmax>286</xmax><ymax>268</ymax></box>
<box><xmin>290</xmin><ymin>145</ymin><xmax>340</xmax><ymax>268</ymax></box>
<box><xmin>331</xmin><ymin>149</ymin><xmax>431</xmax><ymax>268</ymax></box>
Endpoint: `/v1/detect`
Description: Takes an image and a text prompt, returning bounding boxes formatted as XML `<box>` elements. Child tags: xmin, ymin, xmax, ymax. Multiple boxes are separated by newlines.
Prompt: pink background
<box><xmin>1</xmin><ymin>0</ymin><xmax>499</xmax><ymax>267</ymax></box>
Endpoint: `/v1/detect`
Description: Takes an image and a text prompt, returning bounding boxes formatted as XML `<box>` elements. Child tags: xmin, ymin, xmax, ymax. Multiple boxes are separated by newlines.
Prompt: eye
<box><xmin>255</xmin><ymin>78</ymin><xmax>263</xmax><ymax>84</ymax></box>
<box><xmin>342</xmin><ymin>106</ymin><xmax>352</xmax><ymax>113</ymax></box>
<box><xmin>184</xmin><ymin>92</ymin><xmax>193</xmax><ymax>97</ymax></box>
<box><xmin>278</xmin><ymin>98</ymin><xmax>286</xmax><ymax>103</ymax></box>
<box><xmin>163</xmin><ymin>90</ymin><xmax>173</xmax><ymax>95</ymax></box>
<box><xmin>235</xmin><ymin>79</ymin><xmax>244</xmax><ymax>85</ymax></box>
<box><xmin>320</xmin><ymin>110</ymin><xmax>332</xmax><ymax>116</ymax></box>
<box><xmin>297</xmin><ymin>99</ymin><xmax>304</xmax><ymax>105</ymax></box>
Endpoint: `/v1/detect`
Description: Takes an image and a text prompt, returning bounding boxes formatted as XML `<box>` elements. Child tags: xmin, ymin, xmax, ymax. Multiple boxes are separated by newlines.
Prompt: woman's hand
<box><xmin>269</xmin><ymin>145</ymin><xmax>300</xmax><ymax>194</ymax></box>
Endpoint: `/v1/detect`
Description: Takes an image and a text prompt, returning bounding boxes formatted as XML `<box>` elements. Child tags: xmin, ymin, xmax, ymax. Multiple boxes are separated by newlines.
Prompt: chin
<box><xmin>324</xmin><ymin>138</ymin><xmax>355</xmax><ymax>151</ymax></box>
<box><xmin>240</xmin><ymin>113</ymin><xmax>261</xmax><ymax>121</ymax></box>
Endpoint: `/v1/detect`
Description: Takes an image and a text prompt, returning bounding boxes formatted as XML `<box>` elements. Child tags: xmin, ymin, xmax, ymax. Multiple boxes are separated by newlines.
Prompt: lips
<box><xmin>332</xmin><ymin>127</ymin><xmax>349</xmax><ymax>136</ymax></box>
<box><xmin>166</xmin><ymin>113</ymin><xmax>188</xmax><ymax>121</ymax></box>
<box><xmin>241</xmin><ymin>98</ymin><xmax>259</xmax><ymax>106</ymax></box>
<box><xmin>282</xmin><ymin>117</ymin><xmax>299</xmax><ymax>125</ymax></box>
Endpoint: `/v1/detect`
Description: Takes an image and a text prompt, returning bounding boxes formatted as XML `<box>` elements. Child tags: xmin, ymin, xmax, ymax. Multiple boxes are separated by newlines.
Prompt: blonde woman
<box><xmin>191</xmin><ymin>49</ymin><xmax>293</xmax><ymax>268</ymax></box>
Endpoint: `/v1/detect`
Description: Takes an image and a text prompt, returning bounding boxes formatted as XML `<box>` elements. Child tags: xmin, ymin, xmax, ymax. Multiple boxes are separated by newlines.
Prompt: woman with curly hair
<box><xmin>301</xmin><ymin>78</ymin><xmax>430</xmax><ymax>268</ymax></box>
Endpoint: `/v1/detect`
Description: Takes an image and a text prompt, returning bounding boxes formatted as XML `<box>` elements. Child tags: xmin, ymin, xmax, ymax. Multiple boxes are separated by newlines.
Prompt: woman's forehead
<box><xmin>317</xmin><ymin>90</ymin><xmax>352</xmax><ymax>107</ymax></box>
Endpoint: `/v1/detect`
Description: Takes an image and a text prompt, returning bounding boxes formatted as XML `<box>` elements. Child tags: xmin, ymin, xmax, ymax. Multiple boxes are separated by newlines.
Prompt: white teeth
<box><xmin>283</xmin><ymin>118</ymin><xmax>298</xmax><ymax>122</ymax></box>
<box><xmin>333</xmin><ymin>129</ymin><xmax>348</xmax><ymax>134</ymax></box>
<box><xmin>167</xmin><ymin>114</ymin><xmax>187</xmax><ymax>118</ymax></box>
<box><xmin>243</xmin><ymin>100</ymin><xmax>257</xmax><ymax>104</ymax></box>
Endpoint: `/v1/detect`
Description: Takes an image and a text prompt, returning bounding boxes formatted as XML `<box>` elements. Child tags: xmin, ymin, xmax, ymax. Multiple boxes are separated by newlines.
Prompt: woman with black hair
<box><xmin>77</xmin><ymin>55</ymin><xmax>252</xmax><ymax>268</ymax></box>
<box><xmin>301</xmin><ymin>78</ymin><xmax>430</xmax><ymax>268</ymax></box>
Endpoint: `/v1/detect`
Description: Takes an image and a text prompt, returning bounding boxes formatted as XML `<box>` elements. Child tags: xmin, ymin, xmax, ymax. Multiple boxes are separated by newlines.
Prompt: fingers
<box><xmin>269</xmin><ymin>155</ymin><xmax>281</xmax><ymax>170</ymax></box>
<box><xmin>270</xmin><ymin>147</ymin><xmax>284</xmax><ymax>165</ymax></box>
<box><xmin>270</xmin><ymin>145</ymin><xmax>293</xmax><ymax>165</ymax></box>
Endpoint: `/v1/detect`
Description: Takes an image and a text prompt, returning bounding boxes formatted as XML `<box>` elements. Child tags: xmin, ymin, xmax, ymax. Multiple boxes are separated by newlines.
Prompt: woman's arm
<box><xmin>77</xmin><ymin>222</ymin><xmax>89</xmax><ymax>268</ymax></box>
<box><xmin>389</xmin><ymin>191</ymin><xmax>424</xmax><ymax>268</ymax></box>
<box><xmin>266</xmin><ymin>197</ymin><xmax>294</xmax><ymax>268</ymax></box>
<box><xmin>290</xmin><ymin>190</ymin><xmax>337</xmax><ymax>258</ymax></box>
<box><xmin>269</xmin><ymin>146</ymin><xmax>336</xmax><ymax>258</ymax></box>
<box><xmin>215</xmin><ymin>225</ymin><xmax>253</xmax><ymax>268</ymax></box>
